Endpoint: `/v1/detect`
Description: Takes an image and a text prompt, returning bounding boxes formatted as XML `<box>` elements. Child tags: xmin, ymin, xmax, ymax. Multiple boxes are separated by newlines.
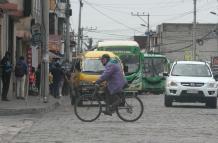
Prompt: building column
<box><xmin>2</xmin><ymin>13</ymin><xmax>8</xmax><ymax>54</ymax></box>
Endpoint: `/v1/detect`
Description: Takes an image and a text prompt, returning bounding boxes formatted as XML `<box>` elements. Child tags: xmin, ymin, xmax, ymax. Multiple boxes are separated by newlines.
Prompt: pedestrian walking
<box><xmin>64</xmin><ymin>68</ymin><xmax>78</xmax><ymax>105</ymax></box>
<box><xmin>59</xmin><ymin>67</ymin><xmax>65</xmax><ymax>97</ymax></box>
<box><xmin>35</xmin><ymin>64</ymin><xmax>41</xmax><ymax>93</ymax></box>
<box><xmin>49</xmin><ymin>71</ymin><xmax>53</xmax><ymax>95</ymax></box>
<box><xmin>29</xmin><ymin>67</ymin><xmax>36</xmax><ymax>91</ymax></box>
<box><xmin>0</xmin><ymin>51</ymin><xmax>12</xmax><ymax>101</ymax></box>
<box><xmin>51</xmin><ymin>63</ymin><xmax>64</xmax><ymax>98</ymax></box>
<box><xmin>15</xmin><ymin>56</ymin><xmax>28</xmax><ymax>99</ymax></box>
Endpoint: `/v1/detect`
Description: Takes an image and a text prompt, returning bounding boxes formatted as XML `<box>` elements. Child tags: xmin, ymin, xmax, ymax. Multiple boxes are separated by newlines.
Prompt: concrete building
<box><xmin>157</xmin><ymin>23</ymin><xmax>218</xmax><ymax>61</ymax></box>
<box><xmin>49</xmin><ymin>0</ymin><xmax>67</xmax><ymax>55</ymax></box>
<box><xmin>134</xmin><ymin>32</ymin><xmax>158</xmax><ymax>53</ymax></box>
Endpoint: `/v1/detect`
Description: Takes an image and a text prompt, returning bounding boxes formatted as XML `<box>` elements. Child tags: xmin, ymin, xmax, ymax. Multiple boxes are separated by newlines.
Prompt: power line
<box><xmin>83</xmin><ymin>0</ymin><xmax>142</xmax><ymax>33</ymax></box>
<box><xmin>87</xmin><ymin>30</ymin><xmax>133</xmax><ymax>37</ymax></box>
<box><xmin>163</xmin><ymin>44</ymin><xmax>193</xmax><ymax>53</ymax></box>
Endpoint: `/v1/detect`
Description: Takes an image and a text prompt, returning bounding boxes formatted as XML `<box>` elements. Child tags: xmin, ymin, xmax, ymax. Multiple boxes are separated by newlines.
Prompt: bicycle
<box><xmin>74</xmin><ymin>84</ymin><xmax>144</xmax><ymax>122</ymax></box>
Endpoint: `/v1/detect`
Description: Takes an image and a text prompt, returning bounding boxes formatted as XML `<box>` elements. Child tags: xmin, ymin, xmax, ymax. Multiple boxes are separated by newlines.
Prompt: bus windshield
<box><xmin>144</xmin><ymin>57</ymin><xmax>167</xmax><ymax>76</ymax></box>
<box><xmin>120</xmin><ymin>54</ymin><xmax>140</xmax><ymax>75</ymax></box>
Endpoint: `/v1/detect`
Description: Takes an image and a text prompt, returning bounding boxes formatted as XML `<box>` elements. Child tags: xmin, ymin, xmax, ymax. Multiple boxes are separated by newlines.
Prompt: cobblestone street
<box><xmin>1</xmin><ymin>95</ymin><xmax>218</xmax><ymax>143</ymax></box>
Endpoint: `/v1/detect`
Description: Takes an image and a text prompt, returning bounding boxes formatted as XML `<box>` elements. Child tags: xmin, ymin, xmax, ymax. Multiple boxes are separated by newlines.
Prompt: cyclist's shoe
<box><xmin>102</xmin><ymin>110</ymin><xmax>112</xmax><ymax>116</ymax></box>
<box><xmin>109</xmin><ymin>105</ymin><xmax>117</xmax><ymax>112</ymax></box>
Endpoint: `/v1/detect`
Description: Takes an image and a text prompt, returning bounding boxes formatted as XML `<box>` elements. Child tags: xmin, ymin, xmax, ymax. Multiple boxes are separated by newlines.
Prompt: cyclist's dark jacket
<box><xmin>96</xmin><ymin>60</ymin><xmax>127</xmax><ymax>95</ymax></box>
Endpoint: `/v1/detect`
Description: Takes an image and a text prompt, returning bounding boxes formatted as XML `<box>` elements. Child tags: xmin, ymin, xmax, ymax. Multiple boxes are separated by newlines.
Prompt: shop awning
<box><xmin>0</xmin><ymin>2</ymin><xmax>17</xmax><ymax>10</ymax></box>
<box><xmin>0</xmin><ymin>0</ymin><xmax>7</xmax><ymax>4</ymax></box>
<box><xmin>49</xmin><ymin>51</ymin><xmax>63</xmax><ymax>59</ymax></box>
<box><xmin>16</xmin><ymin>30</ymin><xmax>32</xmax><ymax>40</ymax></box>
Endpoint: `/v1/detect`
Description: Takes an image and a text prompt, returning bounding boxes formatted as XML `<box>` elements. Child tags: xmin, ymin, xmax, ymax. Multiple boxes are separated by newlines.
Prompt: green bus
<box><xmin>143</xmin><ymin>53</ymin><xmax>170</xmax><ymax>94</ymax></box>
<box><xmin>97</xmin><ymin>40</ymin><xmax>144</xmax><ymax>93</ymax></box>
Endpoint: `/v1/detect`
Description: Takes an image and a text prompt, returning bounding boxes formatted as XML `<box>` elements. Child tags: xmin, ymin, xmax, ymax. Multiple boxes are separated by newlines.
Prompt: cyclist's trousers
<box><xmin>104</xmin><ymin>88</ymin><xmax>120</xmax><ymax>107</ymax></box>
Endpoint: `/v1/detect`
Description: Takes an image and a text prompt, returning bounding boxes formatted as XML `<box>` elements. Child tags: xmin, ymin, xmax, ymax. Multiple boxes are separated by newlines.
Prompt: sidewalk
<box><xmin>0</xmin><ymin>94</ymin><xmax>62</xmax><ymax>116</ymax></box>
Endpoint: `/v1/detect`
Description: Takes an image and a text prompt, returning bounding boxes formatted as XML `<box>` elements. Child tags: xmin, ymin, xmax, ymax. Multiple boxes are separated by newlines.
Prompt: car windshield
<box><xmin>120</xmin><ymin>54</ymin><xmax>139</xmax><ymax>75</ymax></box>
<box><xmin>171</xmin><ymin>63</ymin><xmax>212</xmax><ymax>77</ymax></box>
<box><xmin>82</xmin><ymin>58</ymin><xmax>105</xmax><ymax>73</ymax></box>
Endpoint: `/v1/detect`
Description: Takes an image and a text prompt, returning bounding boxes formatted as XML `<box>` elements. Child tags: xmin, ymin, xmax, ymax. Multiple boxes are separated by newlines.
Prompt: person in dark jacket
<box><xmin>35</xmin><ymin>64</ymin><xmax>41</xmax><ymax>93</ymax></box>
<box><xmin>96</xmin><ymin>54</ymin><xmax>127</xmax><ymax>115</ymax></box>
<box><xmin>51</xmin><ymin>63</ymin><xmax>64</xmax><ymax>98</ymax></box>
<box><xmin>15</xmin><ymin>56</ymin><xmax>28</xmax><ymax>99</ymax></box>
<box><xmin>0</xmin><ymin>52</ymin><xmax>12</xmax><ymax>101</ymax></box>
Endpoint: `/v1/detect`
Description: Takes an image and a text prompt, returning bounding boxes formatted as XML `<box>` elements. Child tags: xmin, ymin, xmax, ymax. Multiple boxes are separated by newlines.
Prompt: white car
<box><xmin>164</xmin><ymin>61</ymin><xmax>217</xmax><ymax>108</ymax></box>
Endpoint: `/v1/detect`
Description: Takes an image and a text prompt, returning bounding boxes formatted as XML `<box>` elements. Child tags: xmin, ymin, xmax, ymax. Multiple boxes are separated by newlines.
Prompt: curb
<box><xmin>0</xmin><ymin>101</ymin><xmax>60</xmax><ymax>116</ymax></box>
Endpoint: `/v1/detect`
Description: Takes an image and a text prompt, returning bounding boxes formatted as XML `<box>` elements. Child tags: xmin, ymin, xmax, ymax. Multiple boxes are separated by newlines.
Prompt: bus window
<box><xmin>120</xmin><ymin>54</ymin><xmax>139</xmax><ymax>75</ymax></box>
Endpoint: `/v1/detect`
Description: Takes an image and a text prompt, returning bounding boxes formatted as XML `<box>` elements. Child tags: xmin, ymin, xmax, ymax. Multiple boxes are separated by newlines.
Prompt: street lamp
<box><xmin>209</xmin><ymin>11</ymin><xmax>218</xmax><ymax>54</ymax></box>
<box><xmin>210</xmin><ymin>11</ymin><xmax>217</xmax><ymax>15</ymax></box>
<box><xmin>140</xmin><ymin>24</ymin><xmax>147</xmax><ymax>27</ymax></box>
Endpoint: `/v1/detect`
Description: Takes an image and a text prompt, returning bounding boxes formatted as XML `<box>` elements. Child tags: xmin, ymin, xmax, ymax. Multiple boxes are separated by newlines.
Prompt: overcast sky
<box><xmin>70</xmin><ymin>0</ymin><xmax>218</xmax><ymax>43</ymax></box>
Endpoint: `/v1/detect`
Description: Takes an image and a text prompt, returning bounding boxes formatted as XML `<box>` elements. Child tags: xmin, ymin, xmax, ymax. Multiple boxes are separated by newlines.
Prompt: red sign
<box><xmin>27</xmin><ymin>47</ymin><xmax>32</xmax><ymax>75</ymax></box>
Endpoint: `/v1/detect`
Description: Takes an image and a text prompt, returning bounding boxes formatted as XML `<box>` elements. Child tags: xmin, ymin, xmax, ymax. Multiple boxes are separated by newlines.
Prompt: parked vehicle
<box><xmin>164</xmin><ymin>61</ymin><xmax>217</xmax><ymax>108</ymax></box>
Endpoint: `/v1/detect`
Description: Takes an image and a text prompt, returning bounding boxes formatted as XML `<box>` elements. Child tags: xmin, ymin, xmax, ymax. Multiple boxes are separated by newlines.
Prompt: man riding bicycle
<box><xmin>95</xmin><ymin>54</ymin><xmax>127</xmax><ymax>115</ymax></box>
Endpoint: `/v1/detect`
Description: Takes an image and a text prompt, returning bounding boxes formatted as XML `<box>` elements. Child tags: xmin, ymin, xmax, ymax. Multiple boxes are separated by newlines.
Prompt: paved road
<box><xmin>1</xmin><ymin>95</ymin><xmax>218</xmax><ymax>143</ymax></box>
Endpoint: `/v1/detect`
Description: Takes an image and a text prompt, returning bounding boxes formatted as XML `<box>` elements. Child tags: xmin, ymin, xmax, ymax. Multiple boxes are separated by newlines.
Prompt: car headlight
<box><xmin>207</xmin><ymin>82</ymin><xmax>217</xmax><ymax>88</ymax></box>
<box><xmin>167</xmin><ymin>81</ymin><xmax>178</xmax><ymax>87</ymax></box>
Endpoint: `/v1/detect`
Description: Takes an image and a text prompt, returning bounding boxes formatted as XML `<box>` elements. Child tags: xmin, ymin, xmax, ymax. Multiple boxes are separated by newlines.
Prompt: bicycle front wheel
<box><xmin>116</xmin><ymin>96</ymin><xmax>144</xmax><ymax>122</ymax></box>
<box><xmin>74</xmin><ymin>96</ymin><xmax>102</xmax><ymax>122</ymax></box>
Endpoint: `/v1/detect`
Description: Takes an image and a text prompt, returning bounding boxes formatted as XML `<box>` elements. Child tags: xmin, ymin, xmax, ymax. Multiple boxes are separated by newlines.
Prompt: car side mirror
<box><xmin>163</xmin><ymin>72</ymin><xmax>169</xmax><ymax>76</ymax></box>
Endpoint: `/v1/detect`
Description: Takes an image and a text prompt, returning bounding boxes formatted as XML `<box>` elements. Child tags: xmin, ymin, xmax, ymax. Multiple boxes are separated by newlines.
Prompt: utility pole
<box><xmin>77</xmin><ymin>0</ymin><xmax>83</xmax><ymax>55</ymax></box>
<box><xmin>193</xmin><ymin>0</ymin><xmax>197</xmax><ymax>60</ymax></box>
<box><xmin>80</xmin><ymin>27</ymin><xmax>83</xmax><ymax>52</ymax></box>
<box><xmin>65</xmin><ymin>0</ymin><xmax>71</xmax><ymax>62</ymax></box>
<box><xmin>131</xmin><ymin>12</ymin><xmax>150</xmax><ymax>51</ymax></box>
<box><xmin>40</xmin><ymin>0</ymin><xmax>49</xmax><ymax>103</ymax></box>
<box><xmin>147</xmin><ymin>13</ymin><xmax>150</xmax><ymax>52</ymax></box>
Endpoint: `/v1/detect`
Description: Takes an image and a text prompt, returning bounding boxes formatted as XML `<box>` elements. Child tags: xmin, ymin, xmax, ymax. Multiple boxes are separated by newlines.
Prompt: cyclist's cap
<box><xmin>101</xmin><ymin>54</ymin><xmax>110</xmax><ymax>60</ymax></box>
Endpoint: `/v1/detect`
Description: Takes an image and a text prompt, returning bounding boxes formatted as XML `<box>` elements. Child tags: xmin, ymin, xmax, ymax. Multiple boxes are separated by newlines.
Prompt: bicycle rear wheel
<box><xmin>116</xmin><ymin>96</ymin><xmax>144</xmax><ymax>122</ymax></box>
<box><xmin>74</xmin><ymin>95</ymin><xmax>102</xmax><ymax>122</ymax></box>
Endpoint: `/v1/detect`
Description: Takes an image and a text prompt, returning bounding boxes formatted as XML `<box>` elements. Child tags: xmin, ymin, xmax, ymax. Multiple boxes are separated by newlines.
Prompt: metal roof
<box><xmin>97</xmin><ymin>40</ymin><xmax>139</xmax><ymax>47</ymax></box>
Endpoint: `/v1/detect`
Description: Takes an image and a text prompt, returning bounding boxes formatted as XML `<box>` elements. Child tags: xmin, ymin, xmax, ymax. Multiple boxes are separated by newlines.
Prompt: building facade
<box><xmin>157</xmin><ymin>23</ymin><xmax>218</xmax><ymax>61</ymax></box>
<box><xmin>49</xmin><ymin>0</ymin><xmax>67</xmax><ymax>55</ymax></box>
<box><xmin>0</xmin><ymin>0</ymin><xmax>33</xmax><ymax>97</ymax></box>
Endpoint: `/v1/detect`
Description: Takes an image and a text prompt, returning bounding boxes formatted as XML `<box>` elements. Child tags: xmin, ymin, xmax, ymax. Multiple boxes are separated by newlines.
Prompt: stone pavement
<box><xmin>0</xmin><ymin>94</ymin><xmax>62</xmax><ymax>116</ymax></box>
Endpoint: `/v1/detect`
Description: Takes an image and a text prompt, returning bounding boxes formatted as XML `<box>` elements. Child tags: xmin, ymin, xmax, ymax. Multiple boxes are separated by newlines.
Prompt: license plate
<box><xmin>187</xmin><ymin>89</ymin><xmax>198</xmax><ymax>94</ymax></box>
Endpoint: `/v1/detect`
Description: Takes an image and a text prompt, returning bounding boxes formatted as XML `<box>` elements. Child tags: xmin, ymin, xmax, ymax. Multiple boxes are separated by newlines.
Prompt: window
<box><xmin>120</xmin><ymin>54</ymin><xmax>140</xmax><ymax>75</ymax></box>
<box><xmin>82</xmin><ymin>59</ymin><xmax>105</xmax><ymax>73</ymax></box>
<box><xmin>59</xmin><ymin>0</ymin><xmax>66</xmax><ymax>3</ymax></box>
<box><xmin>49</xmin><ymin>13</ymin><xmax>55</xmax><ymax>34</ymax></box>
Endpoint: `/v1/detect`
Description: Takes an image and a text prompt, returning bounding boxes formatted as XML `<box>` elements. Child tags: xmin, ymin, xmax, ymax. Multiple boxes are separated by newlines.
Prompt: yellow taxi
<box><xmin>73</xmin><ymin>51</ymin><xmax>122</xmax><ymax>95</ymax></box>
